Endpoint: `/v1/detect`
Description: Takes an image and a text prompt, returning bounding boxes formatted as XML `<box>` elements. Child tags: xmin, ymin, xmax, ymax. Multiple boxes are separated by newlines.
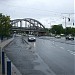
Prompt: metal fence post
<box><xmin>2</xmin><ymin>51</ymin><xmax>5</xmax><ymax>74</ymax></box>
<box><xmin>7</xmin><ymin>61</ymin><xmax>11</xmax><ymax>75</ymax></box>
<box><xmin>0</xmin><ymin>47</ymin><xmax>1</xmax><ymax>64</ymax></box>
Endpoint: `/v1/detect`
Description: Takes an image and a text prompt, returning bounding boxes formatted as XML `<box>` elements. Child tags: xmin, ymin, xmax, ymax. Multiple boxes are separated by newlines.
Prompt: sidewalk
<box><xmin>11</xmin><ymin>63</ymin><xmax>22</xmax><ymax>75</ymax></box>
<box><xmin>0</xmin><ymin>38</ymin><xmax>22</xmax><ymax>75</ymax></box>
<box><xmin>0</xmin><ymin>38</ymin><xmax>14</xmax><ymax>75</ymax></box>
<box><xmin>0</xmin><ymin>38</ymin><xmax>14</xmax><ymax>48</ymax></box>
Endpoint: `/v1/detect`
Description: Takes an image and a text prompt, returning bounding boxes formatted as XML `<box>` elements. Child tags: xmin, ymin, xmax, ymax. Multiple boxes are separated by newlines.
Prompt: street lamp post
<box><xmin>64</xmin><ymin>17</ymin><xmax>67</xmax><ymax>37</ymax></box>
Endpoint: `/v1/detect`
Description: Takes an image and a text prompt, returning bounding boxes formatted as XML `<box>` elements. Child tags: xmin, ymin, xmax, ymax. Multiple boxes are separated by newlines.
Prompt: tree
<box><xmin>71</xmin><ymin>28</ymin><xmax>75</xmax><ymax>36</ymax></box>
<box><xmin>0</xmin><ymin>13</ymin><xmax>12</xmax><ymax>40</ymax></box>
<box><xmin>65</xmin><ymin>27</ymin><xmax>71</xmax><ymax>35</ymax></box>
<box><xmin>51</xmin><ymin>24</ymin><xmax>63</xmax><ymax>35</ymax></box>
<box><xmin>65</xmin><ymin>27</ymin><xmax>75</xmax><ymax>36</ymax></box>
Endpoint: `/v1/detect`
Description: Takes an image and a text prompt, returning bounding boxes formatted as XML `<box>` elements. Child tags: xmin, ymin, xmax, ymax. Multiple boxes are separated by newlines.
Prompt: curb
<box><xmin>0</xmin><ymin>37</ymin><xmax>22</xmax><ymax>75</ymax></box>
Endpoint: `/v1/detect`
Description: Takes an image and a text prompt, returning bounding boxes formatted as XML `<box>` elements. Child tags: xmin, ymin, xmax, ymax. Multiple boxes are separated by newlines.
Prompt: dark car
<box><xmin>66</xmin><ymin>35</ymin><xmax>74</xmax><ymax>40</ymax></box>
<box><xmin>28</xmin><ymin>35</ymin><xmax>36</xmax><ymax>42</ymax></box>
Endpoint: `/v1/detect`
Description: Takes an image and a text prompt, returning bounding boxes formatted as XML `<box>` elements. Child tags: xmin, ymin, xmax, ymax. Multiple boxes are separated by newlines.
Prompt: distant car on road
<box><xmin>28</xmin><ymin>35</ymin><xmax>36</xmax><ymax>42</ymax></box>
<box><xmin>66</xmin><ymin>35</ymin><xmax>74</xmax><ymax>40</ymax></box>
<box><xmin>55</xmin><ymin>35</ymin><xmax>61</xmax><ymax>38</ymax></box>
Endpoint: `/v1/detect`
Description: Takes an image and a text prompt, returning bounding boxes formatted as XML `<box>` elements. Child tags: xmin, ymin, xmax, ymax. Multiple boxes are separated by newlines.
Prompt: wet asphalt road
<box><xmin>5</xmin><ymin>36</ymin><xmax>55</xmax><ymax>75</ymax></box>
<box><xmin>35</xmin><ymin>37</ymin><xmax>75</xmax><ymax>75</ymax></box>
<box><xmin>5</xmin><ymin>36</ymin><xmax>75</xmax><ymax>75</ymax></box>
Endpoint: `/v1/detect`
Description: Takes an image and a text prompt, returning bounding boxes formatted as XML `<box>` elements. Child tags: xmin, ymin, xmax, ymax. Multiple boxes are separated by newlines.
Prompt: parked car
<box><xmin>28</xmin><ymin>35</ymin><xmax>36</xmax><ymax>42</ymax></box>
<box><xmin>66</xmin><ymin>35</ymin><xmax>74</xmax><ymax>40</ymax></box>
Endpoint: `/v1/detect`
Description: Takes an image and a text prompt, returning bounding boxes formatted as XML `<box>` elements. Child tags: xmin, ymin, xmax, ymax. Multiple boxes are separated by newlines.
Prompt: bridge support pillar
<box><xmin>25</xmin><ymin>21</ymin><xmax>27</xmax><ymax>27</ymax></box>
<box><xmin>20</xmin><ymin>21</ymin><xmax>22</xmax><ymax>27</ymax></box>
<box><xmin>17</xmin><ymin>22</ymin><xmax>18</xmax><ymax>27</ymax></box>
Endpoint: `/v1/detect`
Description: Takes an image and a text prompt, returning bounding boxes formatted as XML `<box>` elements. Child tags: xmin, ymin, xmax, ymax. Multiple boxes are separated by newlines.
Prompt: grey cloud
<box><xmin>0</xmin><ymin>0</ymin><xmax>74</xmax><ymax>27</ymax></box>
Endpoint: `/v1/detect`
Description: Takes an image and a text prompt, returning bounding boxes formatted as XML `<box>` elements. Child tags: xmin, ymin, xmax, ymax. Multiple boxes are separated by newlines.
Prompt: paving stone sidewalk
<box><xmin>0</xmin><ymin>37</ymin><xmax>22</xmax><ymax>75</ymax></box>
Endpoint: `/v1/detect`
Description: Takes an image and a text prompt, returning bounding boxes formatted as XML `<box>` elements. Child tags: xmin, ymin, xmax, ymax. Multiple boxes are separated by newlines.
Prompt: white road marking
<box><xmin>50</xmin><ymin>46</ymin><xmax>53</xmax><ymax>47</ymax></box>
<box><xmin>72</xmin><ymin>53</ymin><xmax>75</xmax><ymax>55</ymax></box>
<box><xmin>73</xmin><ymin>52</ymin><xmax>75</xmax><ymax>53</ymax></box>
<box><xmin>52</xmin><ymin>43</ymin><xmax>54</xmax><ymax>44</ymax></box>
<box><xmin>69</xmin><ymin>50</ymin><xmax>73</xmax><ymax>53</ymax></box>
<box><xmin>56</xmin><ymin>45</ymin><xmax>58</xmax><ymax>46</ymax></box>
<box><xmin>60</xmin><ymin>47</ymin><xmax>64</xmax><ymax>49</ymax></box>
<box><xmin>70</xmin><ymin>53</ymin><xmax>74</xmax><ymax>55</ymax></box>
<box><xmin>52</xmin><ymin>41</ymin><xmax>55</xmax><ymax>44</ymax></box>
<box><xmin>67</xmin><ymin>50</ymin><xmax>70</xmax><ymax>51</ymax></box>
<box><xmin>67</xmin><ymin>50</ymin><xmax>75</xmax><ymax>55</ymax></box>
<box><xmin>50</xmin><ymin>45</ymin><xmax>55</xmax><ymax>48</ymax></box>
<box><xmin>70</xmin><ymin>52</ymin><xmax>74</xmax><ymax>54</ymax></box>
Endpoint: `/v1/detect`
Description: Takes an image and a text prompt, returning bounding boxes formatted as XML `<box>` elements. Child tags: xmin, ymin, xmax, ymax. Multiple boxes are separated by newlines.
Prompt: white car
<box><xmin>28</xmin><ymin>35</ymin><xmax>36</xmax><ymax>42</ymax></box>
<box><xmin>55</xmin><ymin>35</ymin><xmax>61</xmax><ymax>38</ymax></box>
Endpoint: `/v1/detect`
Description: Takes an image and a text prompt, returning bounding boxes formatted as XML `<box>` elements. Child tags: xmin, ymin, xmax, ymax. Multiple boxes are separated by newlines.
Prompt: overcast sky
<box><xmin>0</xmin><ymin>0</ymin><xmax>74</xmax><ymax>28</ymax></box>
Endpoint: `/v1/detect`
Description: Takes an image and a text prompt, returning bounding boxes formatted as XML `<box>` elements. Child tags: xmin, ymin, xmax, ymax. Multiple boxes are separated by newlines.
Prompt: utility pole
<box><xmin>64</xmin><ymin>17</ymin><xmax>66</xmax><ymax>29</ymax></box>
<box><xmin>62</xmin><ymin>13</ymin><xmax>75</xmax><ymax>26</ymax></box>
<box><xmin>64</xmin><ymin>17</ymin><xmax>67</xmax><ymax>36</ymax></box>
<box><xmin>62</xmin><ymin>13</ymin><xmax>75</xmax><ymax>39</ymax></box>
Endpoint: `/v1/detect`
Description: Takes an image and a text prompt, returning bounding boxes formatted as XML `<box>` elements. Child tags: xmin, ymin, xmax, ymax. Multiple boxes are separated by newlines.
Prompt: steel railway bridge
<box><xmin>10</xmin><ymin>18</ymin><xmax>46</xmax><ymax>36</ymax></box>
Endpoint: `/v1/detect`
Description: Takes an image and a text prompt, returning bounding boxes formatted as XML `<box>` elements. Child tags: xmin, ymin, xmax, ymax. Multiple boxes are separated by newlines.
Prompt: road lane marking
<box><xmin>67</xmin><ymin>50</ymin><xmax>73</xmax><ymax>52</ymax></box>
<box><xmin>50</xmin><ymin>46</ymin><xmax>53</xmax><ymax>47</ymax></box>
<box><xmin>60</xmin><ymin>47</ymin><xmax>64</xmax><ymax>49</ymax></box>
<box><xmin>70</xmin><ymin>52</ymin><xmax>74</xmax><ymax>54</ymax></box>
<box><xmin>72</xmin><ymin>53</ymin><xmax>75</xmax><ymax>55</ymax></box>
<box><xmin>70</xmin><ymin>53</ymin><xmax>74</xmax><ymax>55</ymax></box>
<box><xmin>67</xmin><ymin>50</ymin><xmax>75</xmax><ymax>55</ymax></box>
<box><xmin>52</xmin><ymin>43</ymin><xmax>54</xmax><ymax>44</ymax></box>
<box><xmin>67</xmin><ymin>50</ymin><xmax>70</xmax><ymax>51</ymax></box>
<box><xmin>73</xmin><ymin>52</ymin><xmax>75</xmax><ymax>53</ymax></box>
<box><xmin>50</xmin><ymin>45</ymin><xmax>55</xmax><ymax>48</ymax></box>
<box><xmin>56</xmin><ymin>45</ymin><xmax>58</xmax><ymax>46</ymax></box>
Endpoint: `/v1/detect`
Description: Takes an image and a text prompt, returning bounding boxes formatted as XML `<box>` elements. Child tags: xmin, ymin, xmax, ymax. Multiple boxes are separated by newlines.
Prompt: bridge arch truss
<box><xmin>10</xmin><ymin>18</ymin><xmax>46</xmax><ymax>36</ymax></box>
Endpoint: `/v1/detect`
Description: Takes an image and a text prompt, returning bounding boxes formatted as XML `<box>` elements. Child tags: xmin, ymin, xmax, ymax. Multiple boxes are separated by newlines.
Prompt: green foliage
<box><xmin>0</xmin><ymin>13</ymin><xmax>12</xmax><ymax>37</ymax></box>
<box><xmin>65</xmin><ymin>27</ymin><xmax>75</xmax><ymax>36</ymax></box>
<box><xmin>51</xmin><ymin>24</ymin><xmax>63</xmax><ymax>35</ymax></box>
<box><xmin>50</xmin><ymin>24</ymin><xmax>75</xmax><ymax>36</ymax></box>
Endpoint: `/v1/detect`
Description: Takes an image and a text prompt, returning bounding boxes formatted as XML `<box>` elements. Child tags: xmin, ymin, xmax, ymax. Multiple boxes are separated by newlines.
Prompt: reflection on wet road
<box><xmin>5</xmin><ymin>36</ymin><xmax>75</xmax><ymax>75</ymax></box>
<box><xmin>28</xmin><ymin>37</ymin><xmax>75</xmax><ymax>75</ymax></box>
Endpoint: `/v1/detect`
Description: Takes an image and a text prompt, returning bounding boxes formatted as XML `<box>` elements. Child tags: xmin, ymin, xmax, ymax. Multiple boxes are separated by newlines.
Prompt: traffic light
<box><xmin>73</xmin><ymin>22</ymin><xmax>74</xmax><ymax>26</ymax></box>
<box><xmin>68</xmin><ymin>18</ymin><xmax>70</xmax><ymax>22</ymax></box>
